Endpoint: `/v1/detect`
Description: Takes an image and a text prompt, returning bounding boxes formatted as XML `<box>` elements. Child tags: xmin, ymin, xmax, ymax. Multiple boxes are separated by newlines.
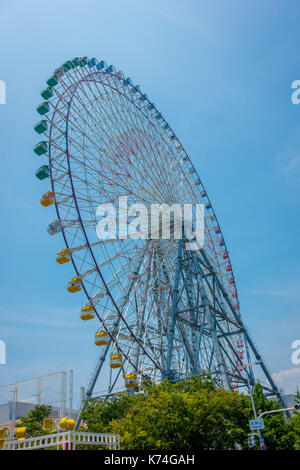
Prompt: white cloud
<box><xmin>272</xmin><ymin>368</ymin><xmax>300</xmax><ymax>394</ymax></box>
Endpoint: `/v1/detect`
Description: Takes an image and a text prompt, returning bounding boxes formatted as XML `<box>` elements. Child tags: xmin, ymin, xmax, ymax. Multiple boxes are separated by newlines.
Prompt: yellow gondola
<box><xmin>42</xmin><ymin>418</ymin><xmax>57</xmax><ymax>432</ymax></box>
<box><xmin>95</xmin><ymin>330</ymin><xmax>109</xmax><ymax>346</ymax></box>
<box><xmin>109</xmin><ymin>353</ymin><xmax>122</xmax><ymax>368</ymax></box>
<box><xmin>15</xmin><ymin>427</ymin><xmax>26</xmax><ymax>440</ymax></box>
<box><xmin>40</xmin><ymin>191</ymin><xmax>55</xmax><ymax>207</ymax></box>
<box><xmin>60</xmin><ymin>417</ymin><xmax>75</xmax><ymax>431</ymax></box>
<box><xmin>0</xmin><ymin>427</ymin><xmax>8</xmax><ymax>449</ymax></box>
<box><xmin>56</xmin><ymin>248</ymin><xmax>71</xmax><ymax>264</ymax></box>
<box><xmin>124</xmin><ymin>373</ymin><xmax>138</xmax><ymax>389</ymax></box>
<box><xmin>80</xmin><ymin>305</ymin><xmax>95</xmax><ymax>320</ymax></box>
<box><xmin>67</xmin><ymin>277</ymin><xmax>82</xmax><ymax>293</ymax></box>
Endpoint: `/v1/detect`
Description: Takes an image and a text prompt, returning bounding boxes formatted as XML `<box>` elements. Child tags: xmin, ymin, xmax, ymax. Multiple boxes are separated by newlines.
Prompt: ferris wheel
<box><xmin>34</xmin><ymin>56</ymin><xmax>286</xmax><ymax>421</ymax></box>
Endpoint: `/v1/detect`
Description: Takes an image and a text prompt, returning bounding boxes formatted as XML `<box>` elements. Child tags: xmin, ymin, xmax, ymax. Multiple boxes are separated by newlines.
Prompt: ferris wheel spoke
<box><xmin>86</xmin><ymin>77</ymin><xmax>180</xmax><ymax>203</ymax></box>
<box><xmin>67</xmin><ymin>77</ymin><xmax>185</xmax><ymax>207</ymax></box>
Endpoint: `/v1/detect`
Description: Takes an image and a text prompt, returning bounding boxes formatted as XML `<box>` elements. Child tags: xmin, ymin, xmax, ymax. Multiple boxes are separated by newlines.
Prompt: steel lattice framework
<box><xmin>34</xmin><ymin>56</ymin><xmax>286</xmax><ymax>426</ymax></box>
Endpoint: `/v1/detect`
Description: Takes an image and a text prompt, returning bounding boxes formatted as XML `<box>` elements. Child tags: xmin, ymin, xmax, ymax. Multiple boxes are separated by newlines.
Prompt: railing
<box><xmin>3</xmin><ymin>431</ymin><xmax>120</xmax><ymax>450</ymax></box>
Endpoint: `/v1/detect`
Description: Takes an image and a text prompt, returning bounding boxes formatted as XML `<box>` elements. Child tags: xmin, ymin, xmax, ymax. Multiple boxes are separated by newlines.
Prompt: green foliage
<box><xmin>81</xmin><ymin>375</ymin><xmax>252</xmax><ymax>450</ymax></box>
<box><xmin>289</xmin><ymin>387</ymin><xmax>300</xmax><ymax>449</ymax></box>
<box><xmin>253</xmin><ymin>383</ymin><xmax>295</xmax><ymax>450</ymax></box>
<box><xmin>17</xmin><ymin>381</ymin><xmax>300</xmax><ymax>450</ymax></box>
<box><xmin>18</xmin><ymin>404</ymin><xmax>52</xmax><ymax>438</ymax></box>
<box><xmin>294</xmin><ymin>386</ymin><xmax>300</xmax><ymax>405</ymax></box>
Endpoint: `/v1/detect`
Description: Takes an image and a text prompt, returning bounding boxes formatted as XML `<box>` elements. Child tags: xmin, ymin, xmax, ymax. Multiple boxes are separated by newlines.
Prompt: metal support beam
<box><xmin>75</xmin><ymin>262</ymin><xmax>143</xmax><ymax>430</ymax></box>
<box><xmin>198</xmin><ymin>248</ymin><xmax>288</xmax><ymax>406</ymax></box>
<box><xmin>165</xmin><ymin>239</ymin><xmax>183</xmax><ymax>378</ymax></box>
<box><xmin>192</xmin><ymin>252</ymin><xmax>231</xmax><ymax>390</ymax></box>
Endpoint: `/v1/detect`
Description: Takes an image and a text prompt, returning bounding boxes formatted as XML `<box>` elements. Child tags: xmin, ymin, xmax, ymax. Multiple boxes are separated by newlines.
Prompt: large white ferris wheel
<box><xmin>34</xmin><ymin>56</ymin><xmax>285</xmax><ymax>425</ymax></box>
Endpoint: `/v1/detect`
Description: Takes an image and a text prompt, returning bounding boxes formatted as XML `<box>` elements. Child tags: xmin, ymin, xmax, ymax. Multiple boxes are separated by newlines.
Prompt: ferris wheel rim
<box><xmin>43</xmin><ymin>58</ymin><xmax>242</xmax><ymax>383</ymax></box>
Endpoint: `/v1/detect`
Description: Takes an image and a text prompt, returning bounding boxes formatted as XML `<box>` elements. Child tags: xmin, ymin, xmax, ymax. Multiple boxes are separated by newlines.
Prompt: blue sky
<box><xmin>0</xmin><ymin>0</ymin><xmax>300</xmax><ymax>405</ymax></box>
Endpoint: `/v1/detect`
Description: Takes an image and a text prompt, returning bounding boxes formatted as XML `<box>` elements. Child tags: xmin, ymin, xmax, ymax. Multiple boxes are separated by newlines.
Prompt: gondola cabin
<box><xmin>40</xmin><ymin>191</ymin><xmax>55</xmax><ymax>207</ymax></box>
<box><xmin>124</xmin><ymin>373</ymin><xmax>138</xmax><ymax>389</ymax></box>
<box><xmin>60</xmin><ymin>417</ymin><xmax>75</xmax><ymax>431</ymax></box>
<box><xmin>109</xmin><ymin>353</ymin><xmax>122</xmax><ymax>369</ymax></box>
<box><xmin>15</xmin><ymin>427</ymin><xmax>26</xmax><ymax>441</ymax></box>
<box><xmin>80</xmin><ymin>305</ymin><xmax>95</xmax><ymax>320</ymax></box>
<box><xmin>67</xmin><ymin>277</ymin><xmax>82</xmax><ymax>293</ymax></box>
<box><xmin>56</xmin><ymin>248</ymin><xmax>71</xmax><ymax>264</ymax></box>
<box><xmin>95</xmin><ymin>330</ymin><xmax>109</xmax><ymax>346</ymax></box>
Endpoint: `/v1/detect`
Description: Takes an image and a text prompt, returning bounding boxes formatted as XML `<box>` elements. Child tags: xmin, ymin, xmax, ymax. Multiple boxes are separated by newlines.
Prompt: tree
<box><xmin>289</xmin><ymin>387</ymin><xmax>300</xmax><ymax>450</ymax></box>
<box><xmin>294</xmin><ymin>386</ymin><xmax>300</xmax><ymax>405</ymax></box>
<box><xmin>252</xmin><ymin>383</ymin><xmax>295</xmax><ymax>450</ymax></box>
<box><xmin>81</xmin><ymin>375</ymin><xmax>252</xmax><ymax>450</ymax></box>
<box><xmin>18</xmin><ymin>404</ymin><xmax>52</xmax><ymax>437</ymax></box>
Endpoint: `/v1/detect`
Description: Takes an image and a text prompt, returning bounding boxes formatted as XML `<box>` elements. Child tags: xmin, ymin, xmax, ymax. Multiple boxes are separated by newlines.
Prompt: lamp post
<box><xmin>258</xmin><ymin>405</ymin><xmax>300</xmax><ymax>420</ymax></box>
